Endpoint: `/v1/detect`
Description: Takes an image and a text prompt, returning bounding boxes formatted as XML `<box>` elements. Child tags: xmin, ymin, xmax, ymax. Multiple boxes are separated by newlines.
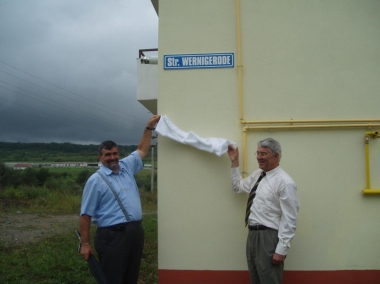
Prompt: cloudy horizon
<box><xmin>0</xmin><ymin>0</ymin><xmax>158</xmax><ymax>145</ymax></box>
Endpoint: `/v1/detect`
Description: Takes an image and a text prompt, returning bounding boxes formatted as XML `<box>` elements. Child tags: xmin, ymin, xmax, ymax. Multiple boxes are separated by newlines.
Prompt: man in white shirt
<box><xmin>227</xmin><ymin>138</ymin><xmax>300</xmax><ymax>284</ymax></box>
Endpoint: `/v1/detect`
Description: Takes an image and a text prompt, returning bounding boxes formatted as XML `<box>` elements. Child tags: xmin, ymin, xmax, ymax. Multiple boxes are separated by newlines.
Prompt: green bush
<box><xmin>2</xmin><ymin>186</ymin><xmax>17</xmax><ymax>199</ymax></box>
<box><xmin>1</xmin><ymin>186</ymin><xmax>48</xmax><ymax>200</ymax></box>
<box><xmin>35</xmin><ymin>168</ymin><xmax>50</xmax><ymax>186</ymax></box>
<box><xmin>135</xmin><ymin>171</ymin><xmax>157</xmax><ymax>192</ymax></box>
<box><xmin>45</xmin><ymin>178</ymin><xmax>63</xmax><ymax>191</ymax></box>
<box><xmin>76</xmin><ymin>170</ymin><xmax>93</xmax><ymax>187</ymax></box>
<box><xmin>18</xmin><ymin>185</ymin><xmax>48</xmax><ymax>199</ymax></box>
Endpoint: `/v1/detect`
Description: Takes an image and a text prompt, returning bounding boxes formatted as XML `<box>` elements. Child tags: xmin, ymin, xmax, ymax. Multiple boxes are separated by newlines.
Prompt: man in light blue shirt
<box><xmin>79</xmin><ymin>115</ymin><xmax>160</xmax><ymax>284</ymax></box>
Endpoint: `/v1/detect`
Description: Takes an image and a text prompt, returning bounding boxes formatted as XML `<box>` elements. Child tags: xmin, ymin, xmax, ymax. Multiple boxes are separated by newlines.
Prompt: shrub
<box><xmin>2</xmin><ymin>186</ymin><xmax>18</xmax><ymax>199</ymax></box>
<box><xmin>76</xmin><ymin>170</ymin><xmax>93</xmax><ymax>187</ymax></box>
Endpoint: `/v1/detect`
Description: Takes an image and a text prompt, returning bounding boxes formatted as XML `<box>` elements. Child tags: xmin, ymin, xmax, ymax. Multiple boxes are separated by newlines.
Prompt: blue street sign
<box><xmin>164</xmin><ymin>53</ymin><xmax>234</xmax><ymax>70</ymax></box>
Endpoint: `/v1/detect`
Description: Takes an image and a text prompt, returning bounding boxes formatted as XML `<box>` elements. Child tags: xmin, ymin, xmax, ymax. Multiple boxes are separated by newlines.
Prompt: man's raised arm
<box><xmin>137</xmin><ymin>115</ymin><xmax>161</xmax><ymax>159</ymax></box>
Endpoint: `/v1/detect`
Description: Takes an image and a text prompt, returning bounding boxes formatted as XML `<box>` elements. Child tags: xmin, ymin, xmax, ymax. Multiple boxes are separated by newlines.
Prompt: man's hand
<box><xmin>80</xmin><ymin>243</ymin><xmax>94</xmax><ymax>261</ymax></box>
<box><xmin>79</xmin><ymin>214</ymin><xmax>92</xmax><ymax>261</ymax></box>
<box><xmin>227</xmin><ymin>145</ymin><xmax>239</xmax><ymax>167</ymax></box>
<box><xmin>146</xmin><ymin>115</ymin><xmax>161</xmax><ymax>129</ymax></box>
<box><xmin>272</xmin><ymin>252</ymin><xmax>285</xmax><ymax>265</ymax></box>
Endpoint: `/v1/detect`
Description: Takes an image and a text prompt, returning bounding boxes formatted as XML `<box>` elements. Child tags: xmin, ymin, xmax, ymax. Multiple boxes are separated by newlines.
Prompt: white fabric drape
<box><xmin>155</xmin><ymin>115</ymin><xmax>236</xmax><ymax>156</ymax></box>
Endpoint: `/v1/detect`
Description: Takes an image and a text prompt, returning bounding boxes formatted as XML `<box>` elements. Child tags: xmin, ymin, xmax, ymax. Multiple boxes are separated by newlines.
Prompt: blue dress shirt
<box><xmin>80</xmin><ymin>151</ymin><xmax>143</xmax><ymax>227</ymax></box>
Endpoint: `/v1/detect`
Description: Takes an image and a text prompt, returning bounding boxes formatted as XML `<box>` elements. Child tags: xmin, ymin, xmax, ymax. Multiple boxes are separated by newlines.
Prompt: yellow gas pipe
<box><xmin>233</xmin><ymin>1</ymin><xmax>380</xmax><ymax>193</ymax></box>
<box><xmin>365</xmin><ymin>136</ymin><xmax>370</xmax><ymax>190</ymax></box>
<box><xmin>242</xmin><ymin>119</ymin><xmax>380</xmax><ymax>124</ymax></box>
<box><xmin>235</xmin><ymin>0</ymin><xmax>244</xmax><ymax>122</ymax></box>
<box><xmin>242</xmin><ymin>127</ymin><xmax>248</xmax><ymax>175</ymax></box>
<box><xmin>362</xmin><ymin>131</ymin><xmax>380</xmax><ymax>194</ymax></box>
<box><xmin>244</xmin><ymin>123</ymin><xmax>380</xmax><ymax>131</ymax></box>
<box><xmin>241</xmin><ymin>123</ymin><xmax>380</xmax><ymax>179</ymax></box>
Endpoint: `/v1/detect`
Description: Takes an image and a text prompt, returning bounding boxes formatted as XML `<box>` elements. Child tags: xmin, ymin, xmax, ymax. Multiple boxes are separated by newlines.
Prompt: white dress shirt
<box><xmin>231</xmin><ymin>166</ymin><xmax>300</xmax><ymax>255</ymax></box>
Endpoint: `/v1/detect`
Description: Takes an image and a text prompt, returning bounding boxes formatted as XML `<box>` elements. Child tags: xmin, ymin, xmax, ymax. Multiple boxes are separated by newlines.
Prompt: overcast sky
<box><xmin>0</xmin><ymin>0</ymin><xmax>158</xmax><ymax>145</ymax></box>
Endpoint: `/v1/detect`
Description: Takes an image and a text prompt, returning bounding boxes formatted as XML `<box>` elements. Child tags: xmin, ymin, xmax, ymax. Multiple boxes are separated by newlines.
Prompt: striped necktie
<box><xmin>245</xmin><ymin>171</ymin><xmax>266</xmax><ymax>226</ymax></box>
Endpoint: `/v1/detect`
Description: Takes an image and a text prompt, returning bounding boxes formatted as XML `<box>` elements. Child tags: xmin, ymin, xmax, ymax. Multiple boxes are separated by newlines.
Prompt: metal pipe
<box><xmin>231</xmin><ymin>1</ymin><xmax>380</xmax><ymax>194</ymax></box>
<box><xmin>362</xmin><ymin>189</ymin><xmax>380</xmax><ymax>194</ymax></box>
<box><xmin>242</xmin><ymin>124</ymin><xmax>380</xmax><ymax>193</ymax></box>
<box><xmin>365</xmin><ymin>140</ymin><xmax>370</xmax><ymax>190</ymax></box>
<box><xmin>235</xmin><ymin>0</ymin><xmax>244</xmax><ymax>121</ymax></box>
<box><xmin>365</xmin><ymin>131</ymin><xmax>379</xmax><ymax>138</ymax></box>
<box><xmin>362</xmin><ymin>131</ymin><xmax>380</xmax><ymax>194</ymax></box>
<box><xmin>242</xmin><ymin>119</ymin><xmax>380</xmax><ymax>125</ymax></box>
<box><xmin>245</xmin><ymin>123</ymin><xmax>380</xmax><ymax>131</ymax></box>
<box><xmin>151</xmin><ymin>144</ymin><xmax>155</xmax><ymax>193</ymax></box>
<box><xmin>242</xmin><ymin>127</ymin><xmax>248</xmax><ymax>177</ymax></box>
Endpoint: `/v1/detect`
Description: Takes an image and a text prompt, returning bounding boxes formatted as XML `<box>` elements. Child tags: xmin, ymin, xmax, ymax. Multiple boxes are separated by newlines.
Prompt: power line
<box><xmin>0</xmin><ymin>59</ymin><xmax>145</xmax><ymax>118</ymax></box>
<box><xmin>0</xmin><ymin>97</ymin><xmax>142</xmax><ymax>144</ymax></box>
<box><xmin>0</xmin><ymin>81</ymin><xmax>144</xmax><ymax>133</ymax></box>
<box><xmin>0</xmin><ymin>90</ymin><xmax>145</xmax><ymax>137</ymax></box>
<box><xmin>0</xmin><ymin>96</ymin><xmax>102</xmax><ymax>135</ymax></box>
<box><xmin>0</xmin><ymin>60</ymin><xmax>148</xmax><ymax>125</ymax></box>
<box><xmin>0</xmin><ymin>68</ymin><xmax>146</xmax><ymax>128</ymax></box>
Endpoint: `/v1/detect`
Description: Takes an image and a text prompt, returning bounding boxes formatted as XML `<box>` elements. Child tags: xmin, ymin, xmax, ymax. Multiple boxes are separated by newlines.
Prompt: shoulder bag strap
<box><xmin>97</xmin><ymin>170</ymin><xmax>131</xmax><ymax>222</ymax></box>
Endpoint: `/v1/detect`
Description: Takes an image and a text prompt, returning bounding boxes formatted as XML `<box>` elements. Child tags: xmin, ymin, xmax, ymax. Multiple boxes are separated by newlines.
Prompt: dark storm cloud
<box><xmin>0</xmin><ymin>0</ymin><xmax>158</xmax><ymax>145</ymax></box>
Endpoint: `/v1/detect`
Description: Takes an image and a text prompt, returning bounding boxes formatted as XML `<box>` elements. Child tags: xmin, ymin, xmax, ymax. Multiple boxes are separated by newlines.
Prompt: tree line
<box><xmin>0</xmin><ymin>162</ymin><xmax>93</xmax><ymax>191</ymax></box>
<box><xmin>0</xmin><ymin>162</ymin><xmax>155</xmax><ymax>203</ymax></box>
<box><xmin>0</xmin><ymin>142</ymin><xmax>156</xmax><ymax>163</ymax></box>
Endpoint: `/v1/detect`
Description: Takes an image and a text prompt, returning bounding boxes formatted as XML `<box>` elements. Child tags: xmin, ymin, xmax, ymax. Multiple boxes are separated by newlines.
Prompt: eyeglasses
<box><xmin>255</xmin><ymin>151</ymin><xmax>273</xmax><ymax>157</ymax></box>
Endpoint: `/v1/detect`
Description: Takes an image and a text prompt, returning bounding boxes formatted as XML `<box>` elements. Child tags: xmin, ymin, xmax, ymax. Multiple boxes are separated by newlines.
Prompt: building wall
<box><xmin>157</xmin><ymin>0</ymin><xmax>380</xmax><ymax>282</ymax></box>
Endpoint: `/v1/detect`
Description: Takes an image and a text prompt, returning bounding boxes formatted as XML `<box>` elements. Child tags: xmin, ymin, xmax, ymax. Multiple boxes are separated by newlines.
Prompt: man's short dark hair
<box><xmin>99</xmin><ymin>140</ymin><xmax>118</xmax><ymax>155</ymax></box>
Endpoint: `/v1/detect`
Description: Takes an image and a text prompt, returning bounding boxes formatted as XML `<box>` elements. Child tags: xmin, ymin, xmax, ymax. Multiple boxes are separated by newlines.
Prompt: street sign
<box><xmin>164</xmin><ymin>53</ymin><xmax>234</xmax><ymax>70</ymax></box>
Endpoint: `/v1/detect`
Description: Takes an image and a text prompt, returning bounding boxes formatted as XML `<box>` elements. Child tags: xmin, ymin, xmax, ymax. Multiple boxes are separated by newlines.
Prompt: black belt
<box><xmin>110</xmin><ymin>223</ymin><xmax>127</xmax><ymax>231</ymax></box>
<box><xmin>248</xmin><ymin>224</ymin><xmax>269</xmax><ymax>230</ymax></box>
<box><xmin>101</xmin><ymin>220</ymin><xmax>141</xmax><ymax>232</ymax></box>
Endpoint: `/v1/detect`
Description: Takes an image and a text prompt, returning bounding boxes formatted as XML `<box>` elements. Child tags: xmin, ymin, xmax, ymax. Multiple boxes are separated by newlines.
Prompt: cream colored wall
<box><xmin>157</xmin><ymin>0</ymin><xmax>380</xmax><ymax>271</ymax></box>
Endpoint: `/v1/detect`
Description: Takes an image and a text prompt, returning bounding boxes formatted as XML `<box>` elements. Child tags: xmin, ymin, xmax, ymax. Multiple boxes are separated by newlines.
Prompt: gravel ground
<box><xmin>0</xmin><ymin>212</ymin><xmax>80</xmax><ymax>246</ymax></box>
<box><xmin>0</xmin><ymin>211</ymin><xmax>156</xmax><ymax>246</ymax></box>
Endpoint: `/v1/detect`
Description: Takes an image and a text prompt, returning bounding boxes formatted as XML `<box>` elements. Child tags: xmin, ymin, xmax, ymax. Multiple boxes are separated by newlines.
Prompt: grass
<box><xmin>0</xmin><ymin>230</ymin><xmax>95</xmax><ymax>284</ymax></box>
<box><xmin>0</xmin><ymin>213</ymin><xmax>158</xmax><ymax>284</ymax></box>
<box><xmin>139</xmin><ymin>214</ymin><xmax>158</xmax><ymax>283</ymax></box>
<box><xmin>0</xmin><ymin>167</ymin><xmax>158</xmax><ymax>283</ymax></box>
<box><xmin>1</xmin><ymin>168</ymin><xmax>156</xmax><ymax>215</ymax></box>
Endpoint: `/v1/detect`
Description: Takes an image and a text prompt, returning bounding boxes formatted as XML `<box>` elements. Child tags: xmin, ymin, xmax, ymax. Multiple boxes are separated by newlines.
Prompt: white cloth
<box><xmin>155</xmin><ymin>115</ymin><xmax>237</xmax><ymax>157</ymax></box>
<box><xmin>230</xmin><ymin>166</ymin><xmax>300</xmax><ymax>255</ymax></box>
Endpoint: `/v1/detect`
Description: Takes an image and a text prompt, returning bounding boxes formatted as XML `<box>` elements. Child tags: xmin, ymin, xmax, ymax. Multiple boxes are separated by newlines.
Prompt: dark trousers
<box><xmin>246</xmin><ymin>229</ymin><xmax>283</xmax><ymax>284</ymax></box>
<box><xmin>95</xmin><ymin>221</ymin><xmax>144</xmax><ymax>284</ymax></box>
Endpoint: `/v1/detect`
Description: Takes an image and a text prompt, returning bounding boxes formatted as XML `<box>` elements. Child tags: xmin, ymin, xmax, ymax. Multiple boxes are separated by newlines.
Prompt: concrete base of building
<box><xmin>158</xmin><ymin>269</ymin><xmax>380</xmax><ymax>284</ymax></box>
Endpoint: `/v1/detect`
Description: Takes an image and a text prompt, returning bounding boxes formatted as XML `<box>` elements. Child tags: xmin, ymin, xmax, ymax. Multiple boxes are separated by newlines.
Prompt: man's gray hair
<box><xmin>99</xmin><ymin>140</ymin><xmax>118</xmax><ymax>155</ymax></box>
<box><xmin>258</xmin><ymin>138</ymin><xmax>282</xmax><ymax>161</ymax></box>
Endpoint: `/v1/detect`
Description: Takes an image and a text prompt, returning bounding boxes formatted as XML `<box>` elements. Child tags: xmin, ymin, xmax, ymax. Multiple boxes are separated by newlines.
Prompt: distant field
<box><xmin>0</xmin><ymin>142</ymin><xmax>157</xmax><ymax>164</ymax></box>
<box><xmin>47</xmin><ymin>167</ymin><xmax>98</xmax><ymax>175</ymax></box>
<box><xmin>47</xmin><ymin>168</ymin><xmax>154</xmax><ymax>175</ymax></box>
